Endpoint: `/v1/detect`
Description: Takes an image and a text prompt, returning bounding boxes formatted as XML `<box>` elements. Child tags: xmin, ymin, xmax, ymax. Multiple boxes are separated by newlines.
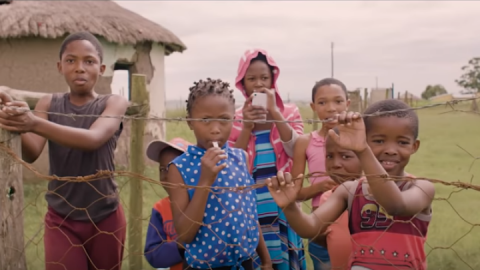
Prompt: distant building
<box><xmin>370</xmin><ymin>88</ymin><xmax>394</xmax><ymax>105</ymax></box>
<box><xmin>429</xmin><ymin>92</ymin><xmax>480</xmax><ymax>103</ymax></box>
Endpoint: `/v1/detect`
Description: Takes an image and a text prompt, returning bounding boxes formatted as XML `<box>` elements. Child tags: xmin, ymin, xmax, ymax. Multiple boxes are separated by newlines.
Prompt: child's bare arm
<box><xmin>293</xmin><ymin>135</ymin><xmax>336</xmax><ymax>201</ymax></box>
<box><xmin>310</xmin><ymin>190</ymin><xmax>335</xmax><ymax>247</ymax></box>
<box><xmin>231</xmin><ymin>98</ymin><xmax>255</xmax><ymax>151</ymax></box>
<box><xmin>21</xmin><ymin>94</ymin><xmax>51</xmax><ymax>163</ymax></box>
<box><xmin>357</xmin><ymin>147</ymin><xmax>435</xmax><ymax>216</ymax></box>
<box><xmin>269</xmin><ymin>173</ymin><xmax>350</xmax><ymax>239</ymax></box>
<box><xmin>166</xmin><ymin>164</ymin><xmax>211</xmax><ymax>244</ymax></box>
<box><xmin>0</xmin><ymin>92</ymin><xmax>50</xmax><ymax>163</ymax></box>
<box><xmin>30</xmin><ymin>95</ymin><xmax>128</xmax><ymax>151</ymax></box>
<box><xmin>292</xmin><ymin>135</ymin><xmax>312</xmax><ymax>200</ymax></box>
<box><xmin>285</xmin><ymin>186</ymin><xmax>348</xmax><ymax>239</ymax></box>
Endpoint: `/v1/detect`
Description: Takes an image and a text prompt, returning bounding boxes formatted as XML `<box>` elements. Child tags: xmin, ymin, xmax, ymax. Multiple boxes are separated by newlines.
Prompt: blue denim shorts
<box><xmin>309</xmin><ymin>241</ymin><xmax>331</xmax><ymax>270</ymax></box>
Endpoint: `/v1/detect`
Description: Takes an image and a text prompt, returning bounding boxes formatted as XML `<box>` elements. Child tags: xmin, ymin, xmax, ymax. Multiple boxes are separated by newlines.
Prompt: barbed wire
<box><xmin>1</xmin><ymin>142</ymin><xmax>478</xmax><ymax>193</ymax></box>
<box><xmin>0</xmin><ymin>97</ymin><xmax>478</xmax><ymax>123</ymax></box>
<box><xmin>1</xmin><ymin>98</ymin><xmax>480</xmax><ymax>270</ymax></box>
<box><xmin>8</xmin><ymin>158</ymin><xmax>480</xmax><ymax>270</ymax></box>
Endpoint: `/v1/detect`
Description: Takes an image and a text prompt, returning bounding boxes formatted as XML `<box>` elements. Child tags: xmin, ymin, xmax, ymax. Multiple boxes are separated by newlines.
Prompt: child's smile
<box><xmin>366</xmin><ymin>117</ymin><xmax>419</xmax><ymax>176</ymax></box>
<box><xmin>379</xmin><ymin>160</ymin><xmax>400</xmax><ymax>171</ymax></box>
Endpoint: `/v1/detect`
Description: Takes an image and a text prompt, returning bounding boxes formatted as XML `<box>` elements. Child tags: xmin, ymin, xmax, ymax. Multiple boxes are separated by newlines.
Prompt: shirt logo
<box><xmin>360</xmin><ymin>203</ymin><xmax>393</xmax><ymax>229</ymax></box>
<box><xmin>163</xmin><ymin>219</ymin><xmax>178</xmax><ymax>239</ymax></box>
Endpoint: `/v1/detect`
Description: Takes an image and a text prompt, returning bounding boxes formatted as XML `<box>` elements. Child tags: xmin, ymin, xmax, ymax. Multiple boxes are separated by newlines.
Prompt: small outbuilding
<box><xmin>0</xmin><ymin>0</ymin><xmax>186</xmax><ymax>182</ymax></box>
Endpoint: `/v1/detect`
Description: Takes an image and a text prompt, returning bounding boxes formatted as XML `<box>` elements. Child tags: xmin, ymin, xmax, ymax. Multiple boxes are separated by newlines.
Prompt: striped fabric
<box><xmin>252</xmin><ymin>130</ymin><xmax>306</xmax><ymax>270</ymax></box>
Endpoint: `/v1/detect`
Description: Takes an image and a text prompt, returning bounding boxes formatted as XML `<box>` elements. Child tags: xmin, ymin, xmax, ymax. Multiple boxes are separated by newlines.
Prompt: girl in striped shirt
<box><xmin>228</xmin><ymin>49</ymin><xmax>305</xmax><ymax>270</ymax></box>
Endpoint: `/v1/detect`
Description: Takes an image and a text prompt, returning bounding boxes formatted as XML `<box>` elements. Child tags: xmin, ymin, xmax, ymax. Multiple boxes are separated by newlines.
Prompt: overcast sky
<box><xmin>116</xmin><ymin>1</ymin><xmax>480</xmax><ymax>103</ymax></box>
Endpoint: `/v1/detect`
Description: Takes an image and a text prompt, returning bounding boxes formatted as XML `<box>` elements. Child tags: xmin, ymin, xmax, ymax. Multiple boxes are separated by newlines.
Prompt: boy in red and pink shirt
<box><xmin>266</xmin><ymin>99</ymin><xmax>434</xmax><ymax>270</ymax></box>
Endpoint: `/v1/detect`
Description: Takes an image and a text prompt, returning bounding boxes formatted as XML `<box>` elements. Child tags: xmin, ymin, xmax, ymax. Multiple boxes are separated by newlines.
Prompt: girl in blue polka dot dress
<box><xmin>166</xmin><ymin>78</ymin><xmax>272</xmax><ymax>270</ymax></box>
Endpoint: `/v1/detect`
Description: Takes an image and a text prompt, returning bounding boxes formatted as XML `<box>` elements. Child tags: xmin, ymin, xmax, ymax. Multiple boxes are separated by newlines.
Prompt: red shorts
<box><xmin>43</xmin><ymin>205</ymin><xmax>126</xmax><ymax>270</ymax></box>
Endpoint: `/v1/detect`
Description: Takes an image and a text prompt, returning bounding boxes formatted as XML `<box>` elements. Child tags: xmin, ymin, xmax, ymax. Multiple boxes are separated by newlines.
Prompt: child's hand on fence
<box><xmin>0</xmin><ymin>101</ymin><xmax>36</xmax><ymax>133</ymax></box>
<box><xmin>199</xmin><ymin>147</ymin><xmax>227</xmax><ymax>185</ymax></box>
<box><xmin>328</xmin><ymin>111</ymin><xmax>368</xmax><ymax>153</ymax></box>
<box><xmin>266</xmin><ymin>171</ymin><xmax>302</xmax><ymax>208</ymax></box>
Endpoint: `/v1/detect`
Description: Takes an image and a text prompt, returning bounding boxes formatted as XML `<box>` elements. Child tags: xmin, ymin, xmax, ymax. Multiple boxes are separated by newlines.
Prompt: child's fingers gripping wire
<box><xmin>266</xmin><ymin>172</ymin><xmax>301</xmax><ymax>209</ymax></box>
<box><xmin>336</xmin><ymin>111</ymin><xmax>362</xmax><ymax>126</ymax></box>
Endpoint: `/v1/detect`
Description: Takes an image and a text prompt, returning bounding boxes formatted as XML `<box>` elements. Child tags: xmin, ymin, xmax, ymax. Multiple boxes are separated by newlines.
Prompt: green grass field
<box><xmin>22</xmin><ymin>101</ymin><xmax>480</xmax><ymax>270</ymax></box>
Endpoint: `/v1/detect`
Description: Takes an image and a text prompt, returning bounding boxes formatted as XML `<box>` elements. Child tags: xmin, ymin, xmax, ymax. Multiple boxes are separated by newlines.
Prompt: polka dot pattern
<box><xmin>171</xmin><ymin>144</ymin><xmax>260</xmax><ymax>269</ymax></box>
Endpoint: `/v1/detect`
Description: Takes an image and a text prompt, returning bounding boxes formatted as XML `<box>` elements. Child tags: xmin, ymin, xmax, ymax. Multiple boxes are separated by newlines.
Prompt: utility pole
<box><xmin>331</xmin><ymin>42</ymin><xmax>334</xmax><ymax>78</ymax></box>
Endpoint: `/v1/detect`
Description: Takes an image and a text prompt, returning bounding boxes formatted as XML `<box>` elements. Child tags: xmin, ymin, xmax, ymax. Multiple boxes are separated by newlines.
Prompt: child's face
<box><xmin>310</xmin><ymin>84</ymin><xmax>350</xmax><ymax>130</ymax></box>
<box><xmin>159</xmin><ymin>148</ymin><xmax>183</xmax><ymax>183</ymax></box>
<box><xmin>366</xmin><ymin>116</ymin><xmax>419</xmax><ymax>177</ymax></box>
<box><xmin>57</xmin><ymin>40</ymin><xmax>105</xmax><ymax>94</ymax></box>
<box><xmin>187</xmin><ymin>95</ymin><xmax>234</xmax><ymax>149</ymax></box>
<box><xmin>243</xmin><ymin>60</ymin><xmax>273</xmax><ymax>97</ymax></box>
<box><xmin>325</xmin><ymin>137</ymin><xmax>362</xmax><ymax>184</ymax></box>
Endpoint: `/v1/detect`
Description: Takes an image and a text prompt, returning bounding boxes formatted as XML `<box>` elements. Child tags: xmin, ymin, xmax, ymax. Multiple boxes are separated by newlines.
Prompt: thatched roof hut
<box><xmin>0</xmin><ymin>0</ymin><xmax>186</xmax><ymax>183</ymax></box>
<box><xmin>0</xmin><ymin>0</ymin><xmax>186</xmax><ymax>54</ymax></box>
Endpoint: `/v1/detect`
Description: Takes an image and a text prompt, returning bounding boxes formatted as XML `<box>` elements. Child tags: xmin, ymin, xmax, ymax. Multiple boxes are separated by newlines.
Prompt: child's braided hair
<box><xmin>186</xmin><ymin>78</ymin><xmax>235</xmax><ymax>116</ymax></box>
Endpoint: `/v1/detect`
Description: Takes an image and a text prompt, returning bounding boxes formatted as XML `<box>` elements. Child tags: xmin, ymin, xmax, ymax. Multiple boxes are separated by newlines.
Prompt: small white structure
<box><xmin>111</xmin><ymin>70</ymin><xmax>130</xmax><ymax>101</ymax></box>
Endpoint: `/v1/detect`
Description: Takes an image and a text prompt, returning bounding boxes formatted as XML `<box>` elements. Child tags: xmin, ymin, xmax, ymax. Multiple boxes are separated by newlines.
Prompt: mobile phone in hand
<box><xmin>251</xmin><ymin>92</ymin><xmax>267</xmax><ymax>124</ymax></box>
<box><xmin>252</xmin><ymin>92</ymin><xmax>267</xmax><ymax>108</ymax></box>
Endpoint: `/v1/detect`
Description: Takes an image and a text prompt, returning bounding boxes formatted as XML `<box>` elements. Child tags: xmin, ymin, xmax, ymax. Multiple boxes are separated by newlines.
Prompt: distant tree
<box><xmin>456</xmin><ymin>57</ymin><xmax>480</xmax><ymax>112</ymax></box>
<box><xmin>421</xmin><ymin>84</ymin><xmax>447</xmax><ymax>100</ymax></box>
<box><xmin>455</xmin><ymin>57</ymin><xmax>480</xmax><ymax>92</ymax></box>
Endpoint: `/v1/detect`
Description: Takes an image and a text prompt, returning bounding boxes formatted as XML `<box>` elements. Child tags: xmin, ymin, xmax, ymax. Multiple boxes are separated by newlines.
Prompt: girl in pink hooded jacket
<box><xmin>228</xmin><ymin>49</ymin><xmax>306</xmax><ymax>270</ymax></box>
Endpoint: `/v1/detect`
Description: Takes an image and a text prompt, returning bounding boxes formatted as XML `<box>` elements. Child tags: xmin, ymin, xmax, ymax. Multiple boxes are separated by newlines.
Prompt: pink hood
<box><xmin>229</xmin><ymin>49</ymin><xmax>304</xmax><ymax>174</ymax></box>
<box><xmin>235</xmin><ymin>49</ymin><xmax>284</xmax><ymax>111</ymax></box>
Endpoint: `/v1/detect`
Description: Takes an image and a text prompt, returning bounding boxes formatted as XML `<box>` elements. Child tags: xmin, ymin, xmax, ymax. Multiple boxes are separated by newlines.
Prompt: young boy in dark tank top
<box><xmin>0</xmin><ymin>31</ymin><xmax>129</xmax><ymax>270</ymax></box>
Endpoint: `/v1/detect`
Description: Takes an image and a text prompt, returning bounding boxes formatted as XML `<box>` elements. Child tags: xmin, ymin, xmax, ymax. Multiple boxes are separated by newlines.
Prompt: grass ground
<box><xmin>22</xmin><ymin>101</ymin><xmax>480</xmax><ymax>270</ymax></box>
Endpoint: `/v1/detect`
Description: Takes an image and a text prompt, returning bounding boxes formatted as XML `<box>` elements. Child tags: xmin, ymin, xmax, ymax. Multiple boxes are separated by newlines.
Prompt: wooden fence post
<box><xmin>363</xmin><ymin>88</ymin><xmax>368</xmax><ymax>112</ymax></box>
<box><xmin>128</xmin><ymin>74</ymin><xmax>149</xmax><ymax>270</ymax></box>
<box><xmin>0</xmin><ymin>129</ymin><xmax>26</xmax><ymax>270</ymax></box>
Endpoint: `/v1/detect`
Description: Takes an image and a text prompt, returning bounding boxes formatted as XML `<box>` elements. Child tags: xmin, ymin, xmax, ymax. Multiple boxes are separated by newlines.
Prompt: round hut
<box><xmin>0</xmin><ymin>0</ymin><xmax>186</xmax><ymax>182</ymax></box>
